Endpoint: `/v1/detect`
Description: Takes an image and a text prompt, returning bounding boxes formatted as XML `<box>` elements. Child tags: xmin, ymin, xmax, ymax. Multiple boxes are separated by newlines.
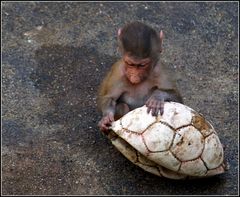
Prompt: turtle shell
<box><xmin>109</xmin><ymin>102</ymin><xmax>228</xmax><ymax>179</ymax></box>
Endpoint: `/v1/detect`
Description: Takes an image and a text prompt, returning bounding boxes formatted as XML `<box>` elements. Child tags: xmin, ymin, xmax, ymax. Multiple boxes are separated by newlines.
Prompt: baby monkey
<box><xmin>97</xmin><ymin>21</ymin><xmax>183</xmax><ymax>132</ymax></box>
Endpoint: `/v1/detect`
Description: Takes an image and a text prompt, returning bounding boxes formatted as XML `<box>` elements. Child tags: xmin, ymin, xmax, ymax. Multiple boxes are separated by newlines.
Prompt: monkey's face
<box><xmin>123</xmin><ymin>55</ymin><xmax>151</xmax><ymax>84</ymax></box>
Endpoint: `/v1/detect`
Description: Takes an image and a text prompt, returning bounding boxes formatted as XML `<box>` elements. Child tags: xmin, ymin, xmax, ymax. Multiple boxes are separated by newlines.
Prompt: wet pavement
<box><xmin>2</xmin><ymin>2</ymin><xmax>238</xmax><ymax>195</ymax></box>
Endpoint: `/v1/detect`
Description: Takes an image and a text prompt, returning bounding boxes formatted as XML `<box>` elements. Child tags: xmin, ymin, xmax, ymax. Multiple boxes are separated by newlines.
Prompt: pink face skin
<box><xmin>123</xmin><ymin>55</ymin><xmax>152</xmax><ymax>84</ymax></box>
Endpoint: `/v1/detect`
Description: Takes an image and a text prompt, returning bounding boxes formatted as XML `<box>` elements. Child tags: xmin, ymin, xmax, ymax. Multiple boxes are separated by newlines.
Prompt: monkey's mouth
<box><xmin>128</xmin><ymin>75</ymin><xmax>141</xmax><ymax>84</ymax></box>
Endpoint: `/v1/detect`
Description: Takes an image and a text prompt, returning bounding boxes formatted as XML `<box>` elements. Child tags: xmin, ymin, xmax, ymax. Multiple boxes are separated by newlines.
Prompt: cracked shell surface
<box><xmin>110</xmin><ymin>102</ymin><xmax>226</xmax><ymax>178</ymax></box>
<box><xmin>108</xmin><ymin>130</ymin><xmax>188</xmax><ymax>180</ymax></box>
<box><xmin>171</xmin><ymin>126</ymin><xmax>204</xmax><ymax>161</ymax></box>
<box><xmin>121</xmin><ymin>106</ymin><xmax>156</xmax><ymax>133</ymax></box>
<box><xmin>143</xmin><ymin>123</ymin><xmax>174</xmax><ymax>152</ymax></box>
<box><xmin>159</xmin><ymin>102</ymin><xmax>193</xmax><ymax>129</ymax></box>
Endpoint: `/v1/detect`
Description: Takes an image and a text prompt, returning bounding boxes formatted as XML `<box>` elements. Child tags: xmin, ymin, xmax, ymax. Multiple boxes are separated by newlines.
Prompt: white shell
<box><xmin>110</xmin><ymin>102</ymin><xmax>227</xmax><ymax>179</ymax></box>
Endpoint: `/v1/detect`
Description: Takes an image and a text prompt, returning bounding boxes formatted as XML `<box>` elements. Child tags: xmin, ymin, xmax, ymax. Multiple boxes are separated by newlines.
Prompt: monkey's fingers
<box><xmin>100</xmin><ymin>126</ymin><xmax>111</xmax><ymax>135</ymax></box>
<box><xmin>98</xmin><ymin>116</ymin><xmax>112</xmax><ymax>132</ymax></box>
<box><xmin>159</xmin><ymin>100</ymin><xmax>164</xmax><ymax>115</ymax></box>
<box><xmin>99</xmin><ymin>122</ymin><xmax>112</xmax><ymax>135</ymax></box>
<box><xmin>147</xmin><ymin>106</ymin><xmax>151</xmax><ymax>114</ymax></box>
<box><xmin>108</xmin><ymin>114</ymin><xmax>114</xmax><ymax>122</ymax></box>
<box><xmin>146</xmin><ymin>104</ymin><xmax>151</xmax><ymax>114</ymax></box>
<box><xmin>154</xmin><ymin>102</ymin><xmax>161</xmax><ymax>116</ymax></box>
<box><xmin>99</xmin><ymin>122</ymin><xmax>108</xmax><ymax>131</ymax></box>
<box><xmin>151</xmin><ymin>100</ymin><xmax>158</xmax><ymax>116</ymax></box>
<box><xmin>146</xmin><ymin>99</ymin><xmax>154</xmax><ymax>114</ymax></box>
<box><xmin>103</xmin><ymin>119</ymin><xmax>112</xmax><ymax>128</ymax></box>
<box><xmin>146</xmin><ymin>101</ymin><xmax>150</xmax><ymax>113</ymax></box>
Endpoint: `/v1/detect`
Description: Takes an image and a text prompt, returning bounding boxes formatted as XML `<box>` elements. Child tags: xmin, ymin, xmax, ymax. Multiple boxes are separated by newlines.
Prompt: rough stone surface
<box><xmin>2</xmin><ymin>2</ymin><xmax>238</xmax><ymax>195</ymax></box>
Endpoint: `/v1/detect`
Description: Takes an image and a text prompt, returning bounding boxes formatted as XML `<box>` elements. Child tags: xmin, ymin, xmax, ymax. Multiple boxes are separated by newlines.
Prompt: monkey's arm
<box><xmin>146</xmin><ymin>63</ymin><xmax>183</xmax><ymax>116</ymax></box>
<box><xmin>154</xmin><ymin>89</ymin><xmax>183</xmax><ymax>103</ymax></box>
<box><xmin>146</xmin><ymin>88</ymin><xmax>183</xmax><ymax>116</ymax></box>
<box><xmin>100</xmin><ymin>96</ymin><xmax>117</xmax><ymax>116</ymax></box>
<box><xmin>98</xmin><ymin>96</ymin><xmax>116</xmax><ymax>132</ymax></box>
<box><xmin>97</xmin><ymin>61</ymin><xmax>124</xmax><ymax>132</ymax></box>
<box><xmin>98</xmin><ymin>88</ymin><xmax>124</xmax><ymax>132</ymax></box>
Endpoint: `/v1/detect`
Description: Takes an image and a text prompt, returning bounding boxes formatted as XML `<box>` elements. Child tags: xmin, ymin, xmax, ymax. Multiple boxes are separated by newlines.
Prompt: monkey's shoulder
<box><xmin>98</xmin><ymin>60</ymin><xmax>125</xmax><ymax>96</ymax></box>
<box><xmin>151</xmin><ymin>61</ymin><xmax>177</xmax><ymax>90</ymax></box>
<box><xmin>103</xmin><ymin>60</ymin><xmax>124</xmax><ymax>84</ymax></box>
<box><xmin>110</xmin><ymin>59</ymin><xmax>124</xmax><ymax>76</ymax></box>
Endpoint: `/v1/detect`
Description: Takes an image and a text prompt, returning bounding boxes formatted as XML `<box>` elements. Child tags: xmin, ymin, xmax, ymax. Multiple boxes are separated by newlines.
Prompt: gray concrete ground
<box><xmin>2</xmin><ymin>2</ymin><xmax>239</xmax><ymax>195</ymax></box>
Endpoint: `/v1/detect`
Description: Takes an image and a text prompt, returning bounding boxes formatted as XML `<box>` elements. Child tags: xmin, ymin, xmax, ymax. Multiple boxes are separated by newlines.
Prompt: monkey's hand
<box><xmin>146</xmin><ymin>90</ymin><xmax>169</xmax><ymax>116</ymax></box>
<box><xmin>98</xmin><ymin>112</ymin><xmax>114</xmax><ymax>134</ymax></box>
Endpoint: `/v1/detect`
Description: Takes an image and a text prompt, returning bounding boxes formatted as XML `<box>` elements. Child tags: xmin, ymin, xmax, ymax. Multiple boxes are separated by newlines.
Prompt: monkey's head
<box><xmin>118</xmin><ymin>21</ymin><xmax>163</xmax><ymax>84</ymax></box>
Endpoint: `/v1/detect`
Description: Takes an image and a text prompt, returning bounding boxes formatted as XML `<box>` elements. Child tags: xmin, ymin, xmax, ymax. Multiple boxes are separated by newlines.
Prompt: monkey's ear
<box><xmin>118</xmin><ymin>28</ymin><xmax>122</xmax><ymax>37</ymax></box>
<box><xmin>159</xmin><ymin>30</ymin><xmax>164</xmax><ymax>53</ymax></box>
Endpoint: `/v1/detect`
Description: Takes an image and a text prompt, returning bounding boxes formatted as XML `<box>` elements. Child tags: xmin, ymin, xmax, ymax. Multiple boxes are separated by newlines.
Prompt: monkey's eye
<box><xmin>128</xmin><ymin>63</ymin><xmax>135</xmax><ymax>67</ymax></box>
<box><xmin>125</xmin><ymin>61</ymin><xmax>135</xmax><ymax>67</ymax></box>
<box><xmin>137</xmin><ymin>64</ymin><xmax>148</xmax><ymax>68</ymax></box>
